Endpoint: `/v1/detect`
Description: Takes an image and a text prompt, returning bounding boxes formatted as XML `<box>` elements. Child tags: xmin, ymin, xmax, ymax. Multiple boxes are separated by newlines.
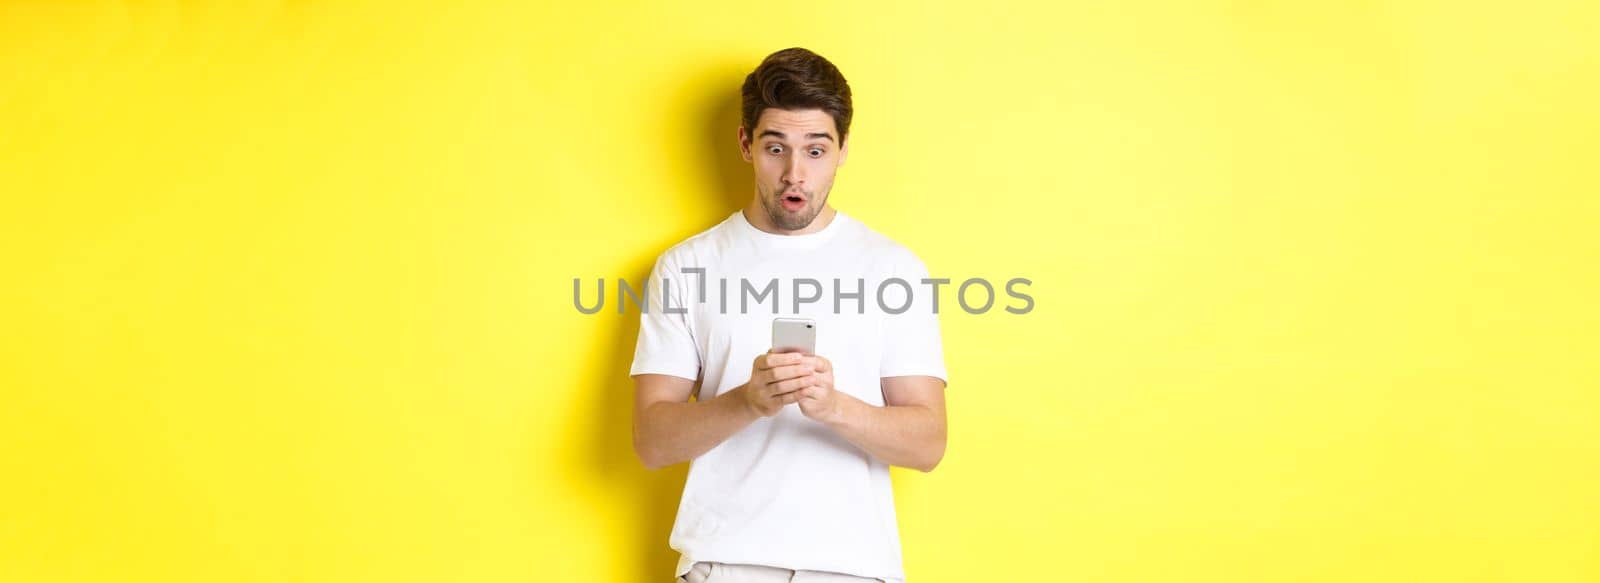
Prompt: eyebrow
<box><xmin>758</xmin><ymin>130</ymin><xmax>835</xmax><ymax>144</ymax></box>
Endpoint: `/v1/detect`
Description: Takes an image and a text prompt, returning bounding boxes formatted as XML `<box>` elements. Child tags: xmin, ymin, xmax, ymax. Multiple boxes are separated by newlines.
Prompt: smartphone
<box><xmin>771</xmin><ymin>317</ymin><xmax>816</xmax><ymax>354</ymax></box>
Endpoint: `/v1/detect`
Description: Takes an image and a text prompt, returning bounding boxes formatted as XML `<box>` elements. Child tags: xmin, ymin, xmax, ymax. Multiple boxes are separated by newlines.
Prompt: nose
<box><xmin>782</xmin><ymin>155</ymin><xmax>805</xmax><ymax>187</ymax></box>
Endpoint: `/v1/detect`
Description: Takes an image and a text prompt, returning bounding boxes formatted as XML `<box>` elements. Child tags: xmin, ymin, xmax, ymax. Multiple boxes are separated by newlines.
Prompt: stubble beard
<box><xmin>760</xmin><ymin>186</ymin><xmax>828</xmax><ymax>231</ymax></box>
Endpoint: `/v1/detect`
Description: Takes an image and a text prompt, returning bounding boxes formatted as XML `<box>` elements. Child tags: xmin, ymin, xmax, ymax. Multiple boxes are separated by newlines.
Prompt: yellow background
<box><xmin>3</xmin><ymin>1</ymin><xmax>1597</xmax><ymax>581</ymax></box>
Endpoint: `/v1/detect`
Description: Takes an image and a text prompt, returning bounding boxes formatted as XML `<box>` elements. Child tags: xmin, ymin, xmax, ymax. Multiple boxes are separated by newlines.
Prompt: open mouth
<box><xmin>781</xmin><ymin>192</ymin><xmax>807</xmax><ymax>212</ymax></box>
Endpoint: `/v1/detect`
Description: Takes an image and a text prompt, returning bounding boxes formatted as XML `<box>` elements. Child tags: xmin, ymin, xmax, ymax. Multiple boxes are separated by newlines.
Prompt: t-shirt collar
<box><xmin>732</xmin><ymin>208</ymin><xmax>845</xmax><ymax>249</ymax></box>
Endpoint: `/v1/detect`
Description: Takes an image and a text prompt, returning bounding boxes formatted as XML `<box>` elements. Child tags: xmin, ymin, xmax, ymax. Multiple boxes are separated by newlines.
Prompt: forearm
<box><xmin>635</xmin><ymin>384</ymin><xmax>760</xmax><ymax>469</ymax></box>
<box><xmin>824</xmin><ymin>393</ymin><xmax>947</xmax><ymax>472</ymax></box>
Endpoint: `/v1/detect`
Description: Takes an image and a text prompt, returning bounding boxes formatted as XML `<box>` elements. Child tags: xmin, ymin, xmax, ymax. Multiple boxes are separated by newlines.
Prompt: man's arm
<box><xmin>632</xmin><ymin>374</ymin><xmax>757</xmax><ymax>470</ymax></box>
<box><xmin>822</xmin><ymin>375</ymin><xmax>947</xmax><ymax>472</ymax></box>
<box><xmin>632</xmin><ymin>352</ymin><xmax>816</xmax><ymax>470</ymax></box>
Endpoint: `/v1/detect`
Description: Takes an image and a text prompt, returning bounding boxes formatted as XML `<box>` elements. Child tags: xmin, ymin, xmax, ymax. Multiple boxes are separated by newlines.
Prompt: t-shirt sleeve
<box><xmin>628</xmin><ymin>253</ymin><xmax>702</xmax><ymax>381</ymax></box>
<box><xmin>879</xmin><ymin>251</ymin><xmax>949</xmax><ymax>384</ymax></box>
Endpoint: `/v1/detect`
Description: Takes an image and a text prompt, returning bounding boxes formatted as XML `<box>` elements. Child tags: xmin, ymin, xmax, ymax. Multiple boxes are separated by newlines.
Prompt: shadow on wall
<box><xmin>578</xmin><ymin>65</ymin><xmax>751</xmax><ymax>581</ymax></box>
<box><xmin>703</xmin><ymin>65</ymin><xmax>755</xmax><ymax>214</ymax></box>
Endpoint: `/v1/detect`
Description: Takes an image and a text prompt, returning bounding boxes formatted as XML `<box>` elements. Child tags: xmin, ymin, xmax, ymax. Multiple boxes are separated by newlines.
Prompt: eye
<box><xmin>808</xmin><ymin>148</ymin><xmax>825</xmax><ymax>157</ymax></box>
<box><xmin>766</xmin><ymin>145</ymin><xmax>783</xmax><ymax>155</ymax></box>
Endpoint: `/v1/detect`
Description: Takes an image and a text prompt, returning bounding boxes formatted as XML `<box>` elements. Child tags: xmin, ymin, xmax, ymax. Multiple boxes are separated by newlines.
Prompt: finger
<box><xmin>765</xmin><ymin>363</ymin><xmax>815</xmax><ymax>383</ymax></box>
<box><xmin>757</xmin><ymin>352</ymin><xmax>804</xmax><ymax>370</ymax></box>
<box><xmin>758</xmin><ymin>373</ymin><xmax>809</xmax><ymax>396</ymax></box>
<box><xmin>770</xmin><ymin>375</ymin><xmax>817</xmax><ymax>395</ymax></box>
<box><xmin>811</xmin><ymin>356</ymin><xmax>831</xmax><ymax>373</ymax></box>
<box><xmin>769</xmin><ymin>384</ymin><xmax>807</xmax><ymax>399</ymax></box>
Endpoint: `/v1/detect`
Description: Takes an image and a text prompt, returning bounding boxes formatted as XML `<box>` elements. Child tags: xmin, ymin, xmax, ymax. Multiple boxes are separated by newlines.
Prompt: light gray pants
<box><xmin>679</xmin><ymin>561</ymin><xmax>889</xmax><ymax>582</ymax></box>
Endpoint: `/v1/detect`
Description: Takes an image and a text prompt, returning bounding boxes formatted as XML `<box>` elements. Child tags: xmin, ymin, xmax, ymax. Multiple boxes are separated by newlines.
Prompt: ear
<box><xmin>838</xmin><ymin>134</ymin><xmax>849</xmax><ymax>167</ymax></box>
<box><xmin>739</xmin><ymin>126</ymin><xmax>752</xmax><ymax>162</ymax></box>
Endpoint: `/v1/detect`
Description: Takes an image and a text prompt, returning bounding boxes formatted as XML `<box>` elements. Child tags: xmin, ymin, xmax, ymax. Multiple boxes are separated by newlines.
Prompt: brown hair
<box><xmin>741</xmin><ymin>47</ymin><xmax>853</xmax><ymax>141</ymax></box>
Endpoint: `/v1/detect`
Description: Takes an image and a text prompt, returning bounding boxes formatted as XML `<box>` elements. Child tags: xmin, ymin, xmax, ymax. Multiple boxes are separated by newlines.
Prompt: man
<box><xmin>630</xmin><ymin>47</ymin><xmax>948</xmax><ymax>583</ymax></box>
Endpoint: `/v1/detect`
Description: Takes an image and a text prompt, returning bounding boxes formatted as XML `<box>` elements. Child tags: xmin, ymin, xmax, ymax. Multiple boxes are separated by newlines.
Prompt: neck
<box><xmin>742</xmin><ymin>200</ymin><xmax>836</xmax><ymax>236</ymax></box>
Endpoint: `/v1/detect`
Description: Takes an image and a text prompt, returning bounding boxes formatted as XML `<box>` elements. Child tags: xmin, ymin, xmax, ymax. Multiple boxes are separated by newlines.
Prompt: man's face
<box><xmin>740</xmin><ymin>108</ymin><xmax>848</xmax><ymax>231</ymax></box>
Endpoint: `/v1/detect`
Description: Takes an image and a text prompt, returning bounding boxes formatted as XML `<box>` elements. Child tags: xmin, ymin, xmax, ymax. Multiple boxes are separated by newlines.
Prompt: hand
<box><xmin>794</xmin><ymin>354</ymin><xmax>844</xmax><ymax>425</ymax></box>
<box><xmin>742</xmin><ymin>350</ymin><xmax>816</xmax><ymax>418</ymax></box>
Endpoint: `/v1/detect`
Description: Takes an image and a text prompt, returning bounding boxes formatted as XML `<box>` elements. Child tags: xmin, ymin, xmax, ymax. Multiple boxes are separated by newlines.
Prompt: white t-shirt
<box><xmin>630</xmin><ymin>209</ymin><xmax>947</xmax><ymax>583</ymax></box>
